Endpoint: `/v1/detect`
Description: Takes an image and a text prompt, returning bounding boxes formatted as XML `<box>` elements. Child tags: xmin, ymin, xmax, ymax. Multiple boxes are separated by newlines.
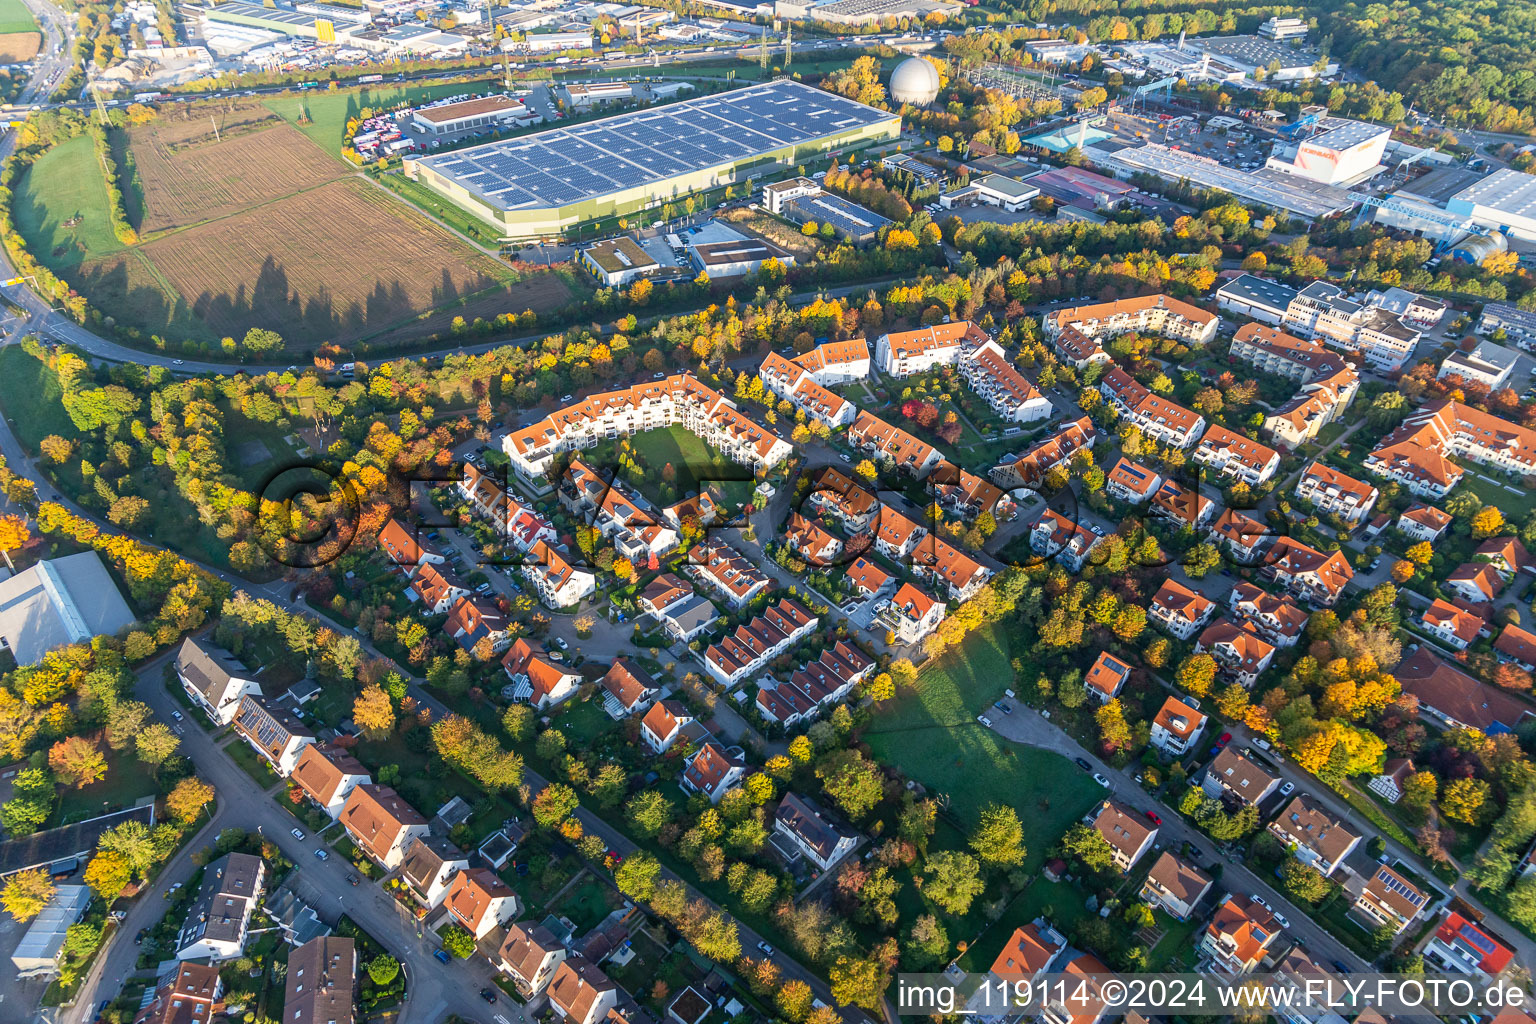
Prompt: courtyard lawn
<box><xmin>863</xmin><ymin>625</ymin><xmax>1102</xmax><ymax>845</ymax></box>
<box><xmin>628</xmin><ymin>425</ymin><xmax>756</xmax><ymax>498</ymax></box>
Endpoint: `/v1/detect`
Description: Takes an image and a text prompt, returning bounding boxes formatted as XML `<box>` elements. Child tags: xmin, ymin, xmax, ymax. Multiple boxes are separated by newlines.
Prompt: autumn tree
<box><xmin>48</xmin><ymin>735</ymin><xmax>107</xmax><ymax>788</ymax></box>
<box><xmin>83</xmin><ymin>850</ymin><xmax>131</xmax><ymax>902</ymax></box>
<box><xmin>1174</xmin><ymin>653</ymin><xmax>1218</xmax><ymax>698</ymax></box>
<box><xmin>1095</xmin><ymin>698</ymin><xmax>1133</xmax><ymax>753</ymax></box>
<box><xmin>969</xmin><ymin>803</ymin><xmax>1026</xmax><ymax>867</ymax></box>
<box><xmin>1471</xmin><ymin>506</ymin><xmax>1505</xmax><ymax>539</ymax></box>
<box><xmin>135</xmin><ymin>723</ymin><xmax>180</xmax><ymax>772</ymax></box>
<box><xmin>353</xmin><ymin>684</ymin><xmax>396</xmax><ymax>739</ymax></box>
<box><xmin>922</xmin><ymin>851</ymin><xmax>985</xmax><ymax>915</ymax></box>
<box><xmin>0</xmin><ymin>868</ymin><xmax>53</xmax><ymax>921</ymax></box>
<box><xmin>166</xmin><ymin>776</ymin><xmax>216</xmax><ymax>824</ymax></box>
<box><xmin>1442</xmin><ymin>777</ymin><xmax>1491</xmax><ymax>825</ymax></box>
<box><xmin>0</xmin><ymin>515</ymin><xmax>28</xmax><ymax>570</ymax></box>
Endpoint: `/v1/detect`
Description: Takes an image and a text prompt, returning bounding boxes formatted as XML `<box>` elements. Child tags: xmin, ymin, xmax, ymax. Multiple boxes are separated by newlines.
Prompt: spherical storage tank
<box><xmin>890</xmin><ymin>57</ymin><xmax>941</xmax><ymax>105</ymax></box>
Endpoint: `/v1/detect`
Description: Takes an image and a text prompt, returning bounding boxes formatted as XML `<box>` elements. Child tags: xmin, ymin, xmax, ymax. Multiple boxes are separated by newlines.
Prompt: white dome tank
<box><xmin>890</xmin><ymin>57</ymin><xmax>941</xmax><ymax>105</ymax></box>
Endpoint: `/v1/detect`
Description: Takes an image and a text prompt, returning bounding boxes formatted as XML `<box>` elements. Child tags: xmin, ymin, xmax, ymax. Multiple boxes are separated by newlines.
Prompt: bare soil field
<box><xmin>75</xmin><ymin>178</ymin><xmax>570</xmax><ymax>348</ymax></box>
<box><xmin>0</xmin><ymin>31</ymin><xmax>40</xmax><ymax>61</ymax></box>
<box><xmin>130</xmin><ymin>119</ymin><xmax>344</xmax><ymax>233</ymax></box>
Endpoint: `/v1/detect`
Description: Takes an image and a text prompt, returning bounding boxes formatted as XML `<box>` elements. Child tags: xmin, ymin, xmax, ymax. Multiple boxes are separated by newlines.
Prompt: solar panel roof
<box><xmin>417</xmin><ymin>79</ymin><xmax>895</xmax><ymax>213</ymax></box>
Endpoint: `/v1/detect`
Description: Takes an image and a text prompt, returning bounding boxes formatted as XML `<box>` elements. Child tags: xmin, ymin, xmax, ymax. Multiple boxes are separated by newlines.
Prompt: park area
<box><xmin>11</xmin><ymin>93</ymin><xmax>580</xmax><ymax>353</ymax></box>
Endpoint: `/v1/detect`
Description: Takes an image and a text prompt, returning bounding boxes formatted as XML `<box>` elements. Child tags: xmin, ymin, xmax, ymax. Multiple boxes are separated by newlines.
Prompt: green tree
<box><xmin>969</xmin><ymin>803</ymin><xmax>1026</xmax><ymax>867</ymax></box>
<box><xmin>922</xmin><ymin>851</ymin><xmax>985</xmax><ymax>915</ymax></box>
<box><xmin>615</xmin><ymin>853</ymin><xmax>662</xmax><ymax>901</ymax></box>
<box><xmin>367</xmin><ymin>954</ymin><xmax>400</xmax><ymax>985</ymax></box>
<box><xmin>1059</xmin><ymin>823</ymin><xmax>1116</xmax><ymax>874</ymax></box>
<box><xmin>625</xmin><ymin>790</ymin><xmax>674</xmax><ymax>837</ymax></box>
<box><xmin>1183</xmin><ymin>543</ymin><xmax>1221</xmax><ymax>578</ymax></box>
<box><xmin>830</xmin><ymin>953</ymin><xmax>889</xmax><ymax>1010</ymax></box>
<box><xmin>441</xmin><ymin>924</ymin><xmax>476</xmax><ymax>959</ymax></box>
<box><xmin>817</xmin><ymin>752</ymin><xmax>884</xmax><ymax>821</ymax></box>
<box><xmin>1279</xmin><ymin>856</ymin><xmax>1329</xmax><ymax>905</ymax></box>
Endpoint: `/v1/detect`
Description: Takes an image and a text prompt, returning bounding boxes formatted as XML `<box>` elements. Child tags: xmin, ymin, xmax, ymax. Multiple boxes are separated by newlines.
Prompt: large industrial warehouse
<box><xmin>406</xmin><ymin>79</ymin><xmax>902</xmax><ymax>240</ymax></box>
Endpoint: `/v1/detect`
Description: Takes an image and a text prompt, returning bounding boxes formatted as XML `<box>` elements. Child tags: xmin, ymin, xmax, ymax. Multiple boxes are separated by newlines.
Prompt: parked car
<box><xmin>314</xmin><ymin>849</ymin><xmax>329</xmax><ymax>861</ymax></box>
<box><xmin>1146</xmin><ymin>811</ymin><xmax>1161</xmax><ymax>825</ymax></box>
<box><xmin>346</xmin><ymin>874</ymin><xmax>359</xmax><ymax>886</ymax></box>
<box><xmin>171</xmin><ymin>710</ymin><xmax>183</xmax><ymax>722</ymax></box>
<box><xmin>1075</xmin><ymin>758</ymin><xmax>1092</xmax><ymax>772</ymax></box>
<box><xmin>553</xmin><ymin>636</ymin><xmax>569</xmax><ymax>651</ymax></box>
<box><xmin>1092</xmin><ymin>773</ymin><xmax>1111</xmax><ymax>787</ymax></box>
<box><xmin>977</xmin><ymin>715</ymin><xmax>993</xmax><ymax>728</ymax></box>
<box><xmin>1279</xmin><ymin>781</ymin><xmax>1295</xmax><ymax>796</ymax></box>
<box><xmin>481</xmin><ymin>989</ymin><xmax>499</xmax><ymax>1003</ymax></box>
<box><xmin>290</xmin><ymin>828</ymin><xmax>306</xmax><ymax>841</ymax></box>
<box><xmin>1273</xmin><ymin>910</ymin><xmax>1291</xmax><ymax>928</ymax></box>
<box><xmin>435</xmin><ymin>949</ymin><xmax>453</xmax><ymax>964</ymax></box>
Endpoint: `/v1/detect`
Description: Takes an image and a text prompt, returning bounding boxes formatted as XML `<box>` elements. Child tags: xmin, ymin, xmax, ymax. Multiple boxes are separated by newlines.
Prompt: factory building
<box><xmin>1446</xmin><ymin>169</ymin><xmax>1536</xmax><ymax>244</ymax></box>
<box><xmin>1265</xmin><ymin>119</ymin><xmax>1390</xmax><ymax>186</ymax></box>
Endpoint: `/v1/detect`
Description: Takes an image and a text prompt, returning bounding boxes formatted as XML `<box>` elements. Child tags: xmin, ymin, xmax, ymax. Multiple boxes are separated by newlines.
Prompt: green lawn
<box><xmin>11</xmin><ymin>134</ymin><xmax>123</xmax><ymax>272</ymax></box>
<box><xmin>0</xmin><ymin>0</ymin><xmax>37</xmax><ymax>37</ymax></box>
<box><xmin>863</xmin><ymin>626</ymin><xmax>1102</xmax><ymax>840</ymax></box>
<box><xmin>56</xmin><ymin>748</ymin><xmax>158</xmax><ymax>825</ymax></box>
<box><xmin>222</xmin><ymin>736</ymin><xmax>279</xmax><ymax>790</ymax></box>
<box><xmin>0</xmin><ymin>345</ymin><xmax>80</xmax><ymax>448</ymax></box>
<box><xmin>265</xmin><ymin>80</ymin><xmax>499</xmax><ymax>159</ymax></box>
<box><xmin>628</xmin><ymin>425</ymin><xmax>756</xmax><ymax>497</ymax></box>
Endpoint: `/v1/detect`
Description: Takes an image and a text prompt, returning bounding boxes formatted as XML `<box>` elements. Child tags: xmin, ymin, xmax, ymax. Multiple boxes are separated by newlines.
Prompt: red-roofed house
<box><xmin>446</xmin><ymin>867</ymin><xmax>520</xmax><ymax>939</ymax></box>
<box><xmin>1199</xmin><ymin>897</ymin><xmax>1280</xmax><ymax>976</ymax></box>
<box><xmin>1496</xmin><ymin>624</ymin><xmax>1536</xmax><ymax>672</ymax></box>
<box><xmin>1446</xmin><ymin>562</ymin><xmax>1506</xmax><ymax>605</ymax></box>
<box><xmin>1104</xmin><ymin>458</ymin><xmax>1162</xmax><ymax>504</ymax></box>
<box><xmin>1150</xmin><ymin>696</ymin><xmax>1207</xmax><ymax>756</ymax></box>
<box><xmin>877</xmin><ymin>582</ymin><xmax>946</xmax><ymax>645</ymax></box>
<box><xmin>1149</xmin><ymin>579</ymin><xmax>1215</xmax><ymax>640</ymax></box>
<box><xmin>522</xmin><ymin>540</ymin><xmax>597</xmax><ymax>610</ymax></box>
<box><xmin>1420</xmin><ymin>599</ymin><xmax>1489</xmax><ymax>651</ymax></box>
<box><xmin>1085</xmin><ymin>651</ymin><xmax>1132</xmax><ymax>703</ymax></box>
<box><xmin>640</xmin><ymin>699</ymin><xmax>695</xmax><ymax>754</ymax></box>
<box><xmin>988</xmin><ymin>921</ymin><xmax>1065</xmax><ymax>981</ymax></box>
<box><xmin>681</xmin><ymin>742</ymin><xmax>746</xmax><ymax>803</ymax></box>
<box><xmin>445</xmin><ymin>595</ymin><xmax>510</xmax><ymax>653</ymax></box>
<box><xmin>599</xmin><ymin>659</ymin><xmax>660</xmax><ymax>718</ymax></box>
<box><xmin>1262</xmin><ymin>537</ymin><xmax>1354</xmax><ymax>606</ymax></box>
<box><xmin>1424</xmin><ymin>912</ymin><xmax>1514</xmax><ymax>980</ymax></box>
<box><xmin>1195</xmin><ymin>619</ymin><xmax>1277</xmax><ymax>687</ymax></box>
<box><xmin>1294</xmin><ymin>462</ymin><xmax>1379</xmax><ymax>523</ymax></box>
<box><xmin>409</xmin><ymin>562</ymin><xmax>470</xmax><ymax>615</ymax></box>
<box><xmin>1194</xmin><ymin>425</ymin><xmax>1280</xmax><ymax>486</ymax></box>
<box><xmin>378</xmin><ymin>517</ymin><xmax>444</xmax><ymax>571</ymax></box>
<box><xmin>502</xmin><ymin>638</ymin><xmax>582</xmax><ymax>710</ymax></box>
<box><xmin>1398</xmin><ymin>503</ymin><xmax>1452</xmax><ymax>543</ymax></box>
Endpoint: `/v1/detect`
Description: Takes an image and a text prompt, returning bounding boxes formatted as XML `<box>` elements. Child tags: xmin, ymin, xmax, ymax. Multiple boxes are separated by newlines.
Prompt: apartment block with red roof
<box><xmin>806</xmin><ymin>466</ymin><xmax>881</xmax><ymax>530</ymax></box>
<box><xmin>1476</xmin><ymin>535</ymin><xmax>1532</xmax><ymax>578</ymax></box>
<box><xmin>1149</xmin><ymin>479</ymin><xmax>1216</xmax><ymax>530</ymax></box>
<box><xmin>1149</xmin><ymin>579</ymin><xmax>1215</xmax><ymax>640</ymax></box>
<box><xmin>1150</xmin><ymin>695</ymin><xmax>1207</xmax><ymax>756</ymax></box>
<box><xmin>446</xmin><ymin>867</ymin><xmax>520</xmax><ymax>939</ymax></box>
<box><xmin>1227</xmin><ymin>583</ymin><xmax>1308</xmax><ymax>647</ymax></box>
<box><xmin>847</xmin><ymin>410</ymin><xmax>944</xmax><ymax>478</ymax></box>
<box><xmin>560</xmin><ymin>458</ymin><xmax>679</xmax><ymax>564</ymax></box>
<box><xmin>1085</xmin><ymin>651</ymin><xmax>1132</xmax><ymax>703</ymax></box>
<box><xmin>792</xmin><ymin>337</ymin><xmax>871</xmax><ymax>385</ymax></box>
<box><xmin>1049</xmin><ymin>324</ymin><xmax>1112</xmax><ymax>370</ymax></box>
<box><xmin>1196</xmin><ymin>619</ymin><xmax>1277</xmax><ymax>687</ymax></box>
<box><xmin>870</xmin><ymin>505</ymin><xmax>929</xmax><ymax>561</ymax></box>
<box><xmin>1397</xmin><ymin>503</ymin><xmax>1452</xmax><ymax>543</ymax></box>
<box><xmin>339</xmin><ymin>785</ymin><xmax>430</xmax><ymax>870</ymax></box>
<box><xmin>757</xmin><ymin>352</ymin><xmax>857</xmax><ymax>428</ymax></box>
<box><xmin>1046</xmin><ymin>293</ymin><xmax>1219</xmax><ymax>347</ymax></box>
<box><xmin>703</xmin><ymin>597</ymin><xmax>817</xmax><ymax>687</ymax></box>
<box><xmin>784</xmin><ymin>511</ymin><xmax>846</xmax><ymax>567</ymax></box>
<box><xmin>377</xmin><ymin>516</ymin><xmax>445</xmax><ymax>573</ymax></box>
<box><xmin>927</xmin><ymin>460</ymin><xmax>1010</xmax><ymax>520</ymax></box>
<box><xmin>1295</xmin><ymin>461</ymin><xmax>1379</xmax><ymax>523</ymax></box>
<box><xmin>990</xmin><ymin>417</ymin><xmax>1096</xmax><ymax>490</ymax></box>
<box><xmin>877</xmin><ymin>582</ymin><xmax>947</xmax><ymax>645</ymax></box>
<box><xmin>1261</xmin><ymin>536</ymin><xmax>1354</xmax><ymax>607</ymax></box>
<box><xmin>1210</xmin><ymin>507</ymin><xmax>1270</xmax><ymax>565</ymax></box>
<box><xmin>685</xmin><ymin>540</ymin><xmax>773</xmax><ymax>609</ymax></box>
<box><xmin>1099</xmin><ymin>366</ymin><xmax>1207</xmax><ymax>449</ymax></box>
<box><xmin>1029</xmin><ymin>508</ymin><xmax>1104</xmax><ymax>573</ymax></box>
<box><xmin>909</xmin><ymin>533</ymin><xmax>993</xmax><ymax>601</ymax></box>
<box><xmin>1423</xmin><ymin>912</ymin><xmax>1514</xmax><ymax>980</ymax></box>
<box><xmin>1104</xmin><ymin>457</ymin><xmax>1162</xmax><ymax>504</ymax></box>
<box><xmin>959</xmin><ymin>338</ymin><xmax>1052</xmax><ymax>423</ymax></box>
<box><xmin>521</xmin><ymin>540</ymin><xmax>597</xmax><ymax>610</ymax></box>
<box><xmin>291</xmin><ymin>744</ymin><xmax>371</xmax><ymax>820</ymax></box>
<box><xmin>134</xmin><ymin>963</ymin><xmax>223</xmax><ymax>1024</ymax></box>
<box><xmin>502</xmin><ymin>638</ymin><xmax>583</xmax><ymax>710</ymax></box>
<box><xmin>408</xmin><ymin>561</ymin><xmax>471</xmax><ymax>615</ymax></box>
<box><xmin>1365</xmin><ymin>400</ymin><xmax>1536</xmax><ymax>499</ymax></box>
<box><xmin>873</xmin><ymin>321</ymin><xmax>988</xmax><ymax>376</ymax></box>
<box><xmin>459</xmin><ymin>464</ymin><xmax>558</xmax><ymax>552</ymax></box>
<box><xmin>1193</xmin><ymin>425</ymin><xmax>1281</xmax><ymax>486</ymax></box>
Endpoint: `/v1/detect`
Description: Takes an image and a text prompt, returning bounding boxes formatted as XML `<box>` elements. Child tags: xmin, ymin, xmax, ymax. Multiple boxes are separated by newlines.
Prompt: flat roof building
<box><xmin>0</xmin><ymin>552</ymin><xmax>136</xmax><ymax>667</ymax></box>
<box><xmin>408</xmin><ymin>80</ymin><xmax>901</xmax><ymax>240</ymax></box>
<box><xmin>579</xmin><ymin>236</ymin><xmax>661</xmax><ymax>287</ymax></box>
<box><xmin>411</xmin><ymin>94</ymin><xmax>532</xmax><ymax>135</ymax></box>
<box><xmin>1096</xmin><ymin>143</ymin><xmax>1355</xmax><ymax>221</ymax></box>
<box><xmin>1448</xmin><ymin>168</ymin><xmax>1536</xmax><ymax>243</ymax></box>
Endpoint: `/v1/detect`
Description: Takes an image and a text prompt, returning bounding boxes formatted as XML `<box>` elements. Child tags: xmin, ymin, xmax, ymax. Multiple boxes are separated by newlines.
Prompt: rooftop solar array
<box><xmin>417</xmin><ymin>80</ymin><xmax>893</xmax><ymax>212</ymax></box>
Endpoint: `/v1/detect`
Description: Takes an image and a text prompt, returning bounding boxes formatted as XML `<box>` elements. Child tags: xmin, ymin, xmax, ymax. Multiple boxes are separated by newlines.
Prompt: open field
<box><xmin>0</xmin><ymin>0</ymin><xmax>38</xmax><ymax>34</ymax></box>
<box><xmin>264</xmin><ymin>79</ymin><xmax>499</xmax><ymax>157</ymax></box>
<box><xmin>0</xmin><ymin>345</ymin><xmax>81</xmax><ymax>446</ymax></box>
<box><xmin>130</xmin><ymin>118</ymin><xmax>343</xmax><ymax>233</ymax></box>
<box><xmin>17</xmin><ymin>104</ymin><xmax>579</xmax><ymax>351</ymax></box>
<box><xmin>864</xmin><ymin>626</ymin><xmax>1101</xmax><ymax>834</ymax></box>
<box><xmin>0</xmin><ymin>30</ymin><xmax>38</xmax><ymax>61</ymax></box>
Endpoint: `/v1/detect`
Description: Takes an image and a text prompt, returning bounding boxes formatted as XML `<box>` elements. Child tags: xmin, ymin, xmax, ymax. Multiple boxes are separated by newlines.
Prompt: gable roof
<box><xmin>1153</xmin><ymin>695</ymin><xmax>1206</xmax><ymax>739</ymax></box>
<box><xmin>291</xmin><ymin>744</ymin><xmax>369</xmax><ymax>808</ymax></box>
<box><xmin>340</xmin><ymin>785</ymin><xmax>427</xmax><ymax>861</ymax></box>
<box><xmin>600</xmin><ymin>659</ymin><xmax>659</xmax><ymax>711</ymax></box>
<box><xmin>446</xmin><ymin>867</ymin><xmax>516</xmax><ymax>932</ymax></box>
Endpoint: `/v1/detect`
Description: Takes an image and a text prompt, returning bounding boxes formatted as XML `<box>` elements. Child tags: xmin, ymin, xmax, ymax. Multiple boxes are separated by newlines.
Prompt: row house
<box><xmin>871</xmin><ymin>504</ymin><xmax>928</xmax><ymax>561</ymax></box>
<box><xmin>784</xmin><ymin>511</ymin><xmax>847</xmax><ymax>567</ymax></box>
<box><xmin>503</xmin><ymin>373</ymin><xmax>791</xmax><ymax>484</ymax></box>
<box><xmin>1193</xmin><ymin>425</ymin><xmax>1281</xmax><ymax>487</ymax></box>
<box><xmin>399</xmin><ymin>835</ymin><xmax>470</xmax><ymax>911</ymax></box>
<box><xmin>502</xmin><ymin>638</ymin><xmax>583</xmax><ymax>710</ymax></box>
<box><xmin>1090</xmin><ymin>799</ymin><xmax>1158</xmax><ymax>871</ymax></box>
<box><xmin>135</xmin><ymin>963</ymin><xmax>223</xmax><ymax>1024</ymax></box>
<box><xmin>409</xmin><ymin>561</ymin><xmax>471</xmax><ymax>615</ymax></box>
<box><xmin>1397</xmin><ymin>647</ymin><xmax>1536</xmax><ymax>734</ymax></box>
<box><xmin>773</xmin><ymin>793</ymin><xmax>859</xmax><ymax>871</ymax></box>
<box><xmin>756</xmin><ymin>641</ymin><xmax>874</xmax><ymax>728</ymax></box>
<box><xmin>1294</xmin><ymin>461</ymin><xmax>1378</xmax><ymax>523</ymax></box>
<box><xmin>1366</xmin><ymin>400</ymin><xmax>1536</xmax><ymax>499</ymax></box>
<box><xmin>1150</xmin><ymin>479</ymin><xmax>1215</xmax><ymax>530</ymax></box>
<box><xmin>1262</xmin><ymin>537</ymin><xmax>1354</xmax><ymax>607</ymax></box>
<box><xmin>758</xmin><ymin>352</ymin><xmax>856</xmax><ymax>427</ymax></box>
<box><xmin>926</xmin><ymin>460</ymin><xmax>1009</xmax><ymax>520</ymax></box>
<box><xmin>959</xmin><ymin>339</ymin><xmax>1052</xmax><ymax>423</ymax></box>
<box><xmin>290</xmin><ymin>743</ymin><xmax>371</xmax><ymax>820</ymax></box>
<box><xmin>1210</xmin><ymin>507</ymin><xmax>1269</xmax><ymax>565</ymax></box>
<box><xmin>1048</xmin><ymin>324</ymin><xmax>1112</xmax><ymax>370</ymax></box>
<box><xmin>877</xmin><ymin>582</ymin><xmax>946</xmax><ymax>645</ymax></box>
<box><xmin>685</xmin><ymin>540</ymin><xmax>773</xmax><ymax>609</ymax></box>
<box><xmin>1281</xmin><ymin>281</ymin><xmax>1420</xmax><ymax>373</ymax></box>
<box><xmin>1085</xmin><ymin>651</ymin><xmax>1132</xmax><ymax>703</ymax></box>
<box><xmin>1228</xmin><ymin>583</ymin><xmax>1308</xmax><ymax>646</ymax></box>
<box><xmin>1150</xmin><ymin>695</ymin><xmax>1207</xmax><ymax>757</ymax></box>
<box><xmin>1267</xmin><ymin>795</ymin><xmax>1360</xmax><ymax>877</ymax></box>
<box><xmin>1351</xmin><ymin>865</ymin><xmax>1429</xmax><ymax>937</ymax></box>
<box><xmin>1495</xmin><ymin>623</ymin><xmax>1536</xmax><ymax>672</ymax></box>
<box><xmin>561</xmin><ymin>458</ymin><xmax>679</xmax><ymax>563</ymax></box>
<box><xmin>445</xmin><ymin>594</ymin><xmax>510</xmax><ymax>653</ymax></box>
<box><xmin>176</xmin><ymin>637</ymin><xmax>262</xmax><ymax>727</ymax></box>
<box><xmin>1397</xmin><ymin>503</ymin><xmax>1452</xmax><ymax>543</ymax></box>
<box><xmin>681</xmin><ymin>741</ymin><xmax>748</xmax><ymax>803</ymax></box>
<box><xmin>1149</xmin><ymin>579</ymin><xmax>1215</xmax><ymax>640</ymax></box>
<box><xmin>1029</xmin><ymin>509</ymin><xmax>1104</xmax><ymax>572</ymax></box>
<box><xmin>233</xmin><ymin>694</ymin><xmax>314</xmax><ymax>777</ymax></box>
<box><xmin>1419</xmin><ymin>599</ymin><xmax>1488</xmax><ymax>651</ymax></box>
<box><xmin>1202</xmin><ymin>746</ymin><xmax>1280</xmax><ymax>806</ymax></box>
<box><xmin>599</xmin><ymin>659</ymin><xmax>661</xmax><ymax>719</ymax></box>
<box><xmin>990</xmin><ymin>417</ymin><xmax>1096</xmax><ymax>490</ymax></box>
<box><xmin>521</xmin><ymin>540</ymin><xmax>597</xmax><ymax>610</ymax></box>
<box><xmin>459</xmin><ymin>464</ymin><xmax>557</xmax><ymax>551</ymax></box>
<box><xmin>1140</xmin><ymin>852</ymin><xmax>1213</xmax><ymax>921</ymax></box>
<box><xmin>1199</xmin><ymin>896</ymin><xmax>1281</xmax><ymax>976</ymax></box>
<box><xmin>846</xmin><ymin>556</ymin><xmax>891</xmax><ymax>601</ymax></box>
<box><xmin>339</xmin><ymin>784</ymin><xmax>430</xmax><ymax>870</ymax></box>
<box><xmin>910</xmin><ymin>534</ymin><xmax>993</xmax><ymax>601</ymax></box>
<box><xmin>496</xmin><ymin>922</ymin><xmax>567</xmax><ymax>998</ymax></box>
<box><xmin>1046</xmin><ymin>293</ymin><xmax>1219</xmax><ymax>347</ymax></box>
<box><xmin>661</xmin><ymin>491</ymin><xmax>717</xmax><ymax>532</ymax></box>
<box><xmin>640</xmin><ymin>699</ymin><xmax>701</xmax><ymax>755</ymax></box>
<box><xmin>806</xmin><ymin>466</ymin><xmax>880</xmax><ymax>530</ymax></box>
<box><xmin>282</xmin><ymin>936</ymin><xmax>356</xmax><ymax>1024</ymax></box>
<box><xmin>445</xmin><ymin>867</ymin><xmax>520</xmax><ymax>940</ymax></box>
<box><xmin>790</xmin><ymin>338</ymin><xmax>871</xmax><ymax>385</ymax></box>
<box><xmin>1104</xmin><ymin>457</ymin><xmax>1161</xmax><ymax>504</ymax></box>
<box><xmin>1196</xmin><ymin>618</ymin><xmax>1277</xmax><ymax>687</ymax></box>
<box><xmin>1479</xmin><ymin>535</ymin><xmax>1533</xmax><ymax>578</ymax></box>
<box><xmin>873</xmin><ymin>320</ymin><xmax>988</xmax><ymax>376</ymax></box>
<box><xmin>704</xmin><ymin>598</ymin><xmax>817</xmax><ymax>687</ymax></box>
<box><xmin>847</xmin><ymin>410</ymin><xmax>945</xmax><ymax>478</ymax></box>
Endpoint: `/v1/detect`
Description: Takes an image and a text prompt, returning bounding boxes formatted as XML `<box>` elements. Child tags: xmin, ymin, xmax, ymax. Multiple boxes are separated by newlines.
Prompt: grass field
<box><xmin>0</xmin><ymin>0</ymin><xmax>39</xmax><ymax>35</ymax></box>
<box><xmin>626</xmin><ymin>425</ymin><xmax>756</xmax><ymax>504</ymax></box>
<box><xmin>864</xmin><ymin>626</ymin><xmax>1101</xmax><ymax>836</ymax></box>
<box><xmin>12</xmin><ymin>134</ymin><xmax>126</xmax><ymax>273</ymax></box>
<box><xmin>0</xmin><ymin>345</ymin><xmax>81</xmax><ymax>447</ymax></box>
<box><xmin>56</xmin><ymin>749</ymin><xmax>158</xmax><ymax>825</ymax></box>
